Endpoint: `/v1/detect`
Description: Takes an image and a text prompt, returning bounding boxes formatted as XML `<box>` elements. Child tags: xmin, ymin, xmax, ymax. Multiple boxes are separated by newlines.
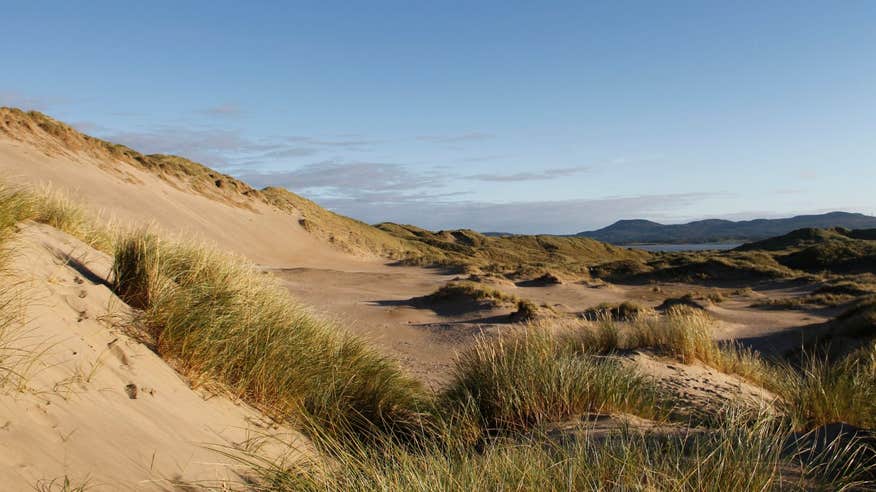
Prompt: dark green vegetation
<box><xmin>738</xmin><ymin>227</ymin><xmax>876</xmax><ymax>274</ymax></box>
<box><xmin>578</xmin><ymin>213</ymin><xmax>876</xmax><ymax>245</ymax></box>
<box><xmin>592</xmin><ymin>227</ymin><xmax>876</xmax><ymax>291</ymax></box>
<box><xmin>417</xmin><ymin>281</ymin><xmax>520</xmax><ymax>309</ymax></box>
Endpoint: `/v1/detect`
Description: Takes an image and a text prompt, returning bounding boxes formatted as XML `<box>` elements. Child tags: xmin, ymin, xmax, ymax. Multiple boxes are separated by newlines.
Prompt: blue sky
<box><xmin>2</xmin><ymin>1</ymin><xmax>875</xmax><ymax>233</ymax></box>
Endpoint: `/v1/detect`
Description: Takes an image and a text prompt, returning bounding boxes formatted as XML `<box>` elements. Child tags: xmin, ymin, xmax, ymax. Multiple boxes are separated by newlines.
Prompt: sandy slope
<box><xmin>0</xmin><ymin>138</ymin><xmax>368</xmax><ymax>270</ymax></box>
<box><xmin>0</xmin><ymin>223</ymin><xmax>307</xmax><ymax>490</ymax></box>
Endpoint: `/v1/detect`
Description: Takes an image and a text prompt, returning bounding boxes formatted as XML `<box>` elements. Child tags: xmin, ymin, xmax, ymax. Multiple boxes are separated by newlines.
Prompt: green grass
<box><xmin>581</xmin><ymin>301</ymin><xmax>649</xmax><ymax>321</ymax></box>
<box><xmin>440</xmin><ymin>325</ymin><xmax>666</xmax><ymax>435</ymax></box>
<box><xmin>592</xmin><ymin>250</ymin><xmax>796</xmax><ymax>284</ymax></box>
<box><xmin>110</xmin><ymin>230</ymin><xmax>429</xmax><ymax>440</ymax></box>
<box><xmin>379</xmin><ymin>222</ymin><xmax>650</xmax><ymax>277</ymax></box>
<box><xmin>614</xmin><ymin>307</ymin><xmax>875</xmax><ymax>432</ymax></box>
<box><xmin>773</xmin><ymin>350</ymin><xmax>876</xmax><ymax>431</ymax></box>
<box><xmin>626</xmin><ymin>308</ymin><xmax>777</xmax><ymax>386</ymax></box>
<box><xmin>751</xmin><ymin>280</ymin><xmax>876</xmax><ymax>310</ymax></box>
<box><xmin>509</xmin><ymin>299</ymin><xmax>541</xmax><ymax>321</ymax></box>
<box><xmin>0</xmin><ymin>182</ymin><xmax>113</xmax><ymax>252</ymax></box>
<box><xmin>229</xmin><ymin>408</ymin><xmax>875</xmax><ymax>491</ymax></box>
<box><xmin>422</xmin><ymin>281</ymin><xmax>519</xmax><ymax>307</ymax></box>
<box><xmin>753</xmin><ymin>293</ymin><xmax>855</xmax><ymax>310</ymax></box>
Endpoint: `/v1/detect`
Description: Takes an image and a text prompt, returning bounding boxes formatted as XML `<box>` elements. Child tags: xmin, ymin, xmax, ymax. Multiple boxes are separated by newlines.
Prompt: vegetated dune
<box><xmin>0</xmin><ymin>108</ymin><xmax>390</xmax><ymax>268</ymax></box>
<box><xmin>0</xmin><ymin>222</ymin><xmax>308</xmax><ymax>490</ymax></box>
<box><xmin>3</xmin><ymin>107</ymin><xmax>875</xmax><ymax>489</ymax></box>
<box><xmin>0</xmin><ymin>108</ymin><xmax>649</xmax><ymax>276</ymax></box>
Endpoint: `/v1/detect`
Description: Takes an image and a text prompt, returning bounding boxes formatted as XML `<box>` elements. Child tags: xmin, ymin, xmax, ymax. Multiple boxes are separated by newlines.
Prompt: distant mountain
<box><xmin>576</xmin><ymin>212</ymin><xmax>876</xmax><ymax>245</ymax></box>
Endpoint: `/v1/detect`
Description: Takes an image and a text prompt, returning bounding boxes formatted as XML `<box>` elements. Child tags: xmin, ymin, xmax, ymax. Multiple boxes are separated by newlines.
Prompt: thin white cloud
<box><xmin>240</xmin><ymin>161</ymin><xmax>448</xmax><ymax>192</ymax></box>
<box><xmin>313</xmin><ymin>193</ymin><xmax>721</xmax><ymax>234</ymax></box>
<box><xmin>466</xmin><ymin>165</ymin><xmax>590</xmax><ymax>182</ymax></box>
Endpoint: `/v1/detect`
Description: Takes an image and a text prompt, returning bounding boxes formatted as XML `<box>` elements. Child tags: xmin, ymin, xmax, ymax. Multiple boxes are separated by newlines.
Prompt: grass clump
<box><xmin>110</xmin><ymin>230</ymin><xmax>428</xmax><ymax>440</ymax></box>
<box><xmin>627</xmin><ymin>308</ymin><xmax>778</xmax><ymax>389</ymax></box>
<box><xmin>753</xmin><ymin>293</ymin><xmax>854</xmax><ymax>310</ymax></box>
<box><xmin>233</xmin><ymin>408</ymin><xmax>874</xmax><ymax>491</ymax></box>
<box><xmin>421</xmin><ymin>281</ymin><xmax>519</xmax><ymax>308</ymax></box>
<box><xmin>774</xmin><ymin>350</ymin><xmax>876</xmax><ymax>431</ymax></box>
<box><xmin>0</xmin><ymin>184</ymin><xmax>63</xmax><ymax>392</ymax></box>
<box><xmin>581</xmin><ymin>301</ymin><xmax>648</xmax><ymax>321</ymax></box>
<box><xmin>0</xmin><ymin>182</ymin><xmax>113</xmax><ymax>252</ymax></box>
<box><xmin>509</xmin><ymin>299</ymin><xmax>541</xmax><ymax>321</ymax></box>
<box><xmin>441</xmin><ymin>326</ymin><xmax>665</xmax><ymax>434</ymax></box>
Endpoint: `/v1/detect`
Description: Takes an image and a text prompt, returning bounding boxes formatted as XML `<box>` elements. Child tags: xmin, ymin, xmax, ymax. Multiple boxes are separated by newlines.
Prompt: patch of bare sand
<box><xmin>0</xmin><ymin>223</ymin><xmax>309</xmax><ymax>490</ymax></box>
<box><xmin>631</xmin><ymin>351</ymin><xmax>776</xmax><ymax>420</ymax></box>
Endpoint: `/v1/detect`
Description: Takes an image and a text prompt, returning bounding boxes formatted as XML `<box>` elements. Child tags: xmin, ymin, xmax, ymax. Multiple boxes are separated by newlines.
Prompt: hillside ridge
<box><xmin>0</xmin><ymin>107</ymin><xmax>649</xmax><ymax>271</ymax></box>
<box><xmin>578</xmin><ymin>211</ymin><xmax>876</xmax><ymax>245</ymax></box>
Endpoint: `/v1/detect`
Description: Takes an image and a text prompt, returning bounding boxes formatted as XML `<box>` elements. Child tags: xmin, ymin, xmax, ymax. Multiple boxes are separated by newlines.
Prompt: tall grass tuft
<box><xmin>0</xmin><ymin>182</ymin><xmax>113</xmax><ymax>252</ymax></box>
<box><xmin>773</xmin><ymin>349</ymin><xmax>876</xmax><ymax>431</ymax></box>
<box><xmin>441</xmin><ymin>326</ymin><xmax>666</xmax><ymax>435</ymax></box>
<box><xmin>228</xmin><ymin>408</ymin><xmax>875</xmax><ymax>491</ymax></box>
<box><xmin>110</xmin><ymin>230</ymin><xmax>429</xmax><ymax>440</ymax></box>
<box><xmin>628</xmin><ymin>307</ymin><xmax>779</xmax><ymax>389</ymax></box>
<box><xmin>28</xmin><ymin>187</ymin><xmax>114</xmax><ymax>252</ymax></box>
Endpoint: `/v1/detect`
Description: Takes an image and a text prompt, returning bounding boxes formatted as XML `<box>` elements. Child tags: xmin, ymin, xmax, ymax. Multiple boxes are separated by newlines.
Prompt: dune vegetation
<box><xmin>232</xmin><ymin>408</ymin><xmax>875</xmax><ymax>492</ymax></box>
<box><xmin>441</xmin><ymin>325</ymin><xmax>666</xmax><ymax>435</ymax></box>
<box><xmin>378</xmin><ymin>222</ymin><xmax>649</xmax><ymax>276</ymax></box>
<box><xmin>229</xmin><ymin>311</ymin><xmax>876</xmax><ymax>490</ymax></box>
<box><xmin>419</xmin><ymin>280</ymin><xmax>520</xmax><ymax>308</ymax></box>
<box><xmin>1</xmin><ymin>180</ymin><xmax>875</xmax><ymax>490</ymax></box>
<box><xmin>110</xmin><ymin>230</ymin><xmax>429</xmax><ymax>440</ymax></box>
<box><xmin>594</xmin><ymin>226</ymin><xmax>876</xmax><ymax>288</ymax></box>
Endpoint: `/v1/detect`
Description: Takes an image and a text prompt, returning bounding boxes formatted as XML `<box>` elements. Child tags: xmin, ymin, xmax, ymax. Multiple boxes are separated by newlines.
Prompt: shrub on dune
<box><xmin>111</xmin><ymin>230</ymin><xmax>428</xmax><ymax>440</ymax></box>
<box><xmin>440</xmin><ymin>326</ymin><xmax>664</xmax><ymax>434</ymax></box>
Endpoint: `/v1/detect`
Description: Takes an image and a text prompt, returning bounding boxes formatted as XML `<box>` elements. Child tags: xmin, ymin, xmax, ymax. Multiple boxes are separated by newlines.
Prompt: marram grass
<box><xmin>441</xmin><ymin>325</ymin><xmax>667</xmax><ymax>436</ymax></box>
<box><xmin>110</xmin><ymin>229</ymin><xmax>430</xmax><ymax>440</ymax></box>
<box><xmin>224</xmin><ymin>408</ymin><xmax>875</xmax><ymax>492</ymax></box>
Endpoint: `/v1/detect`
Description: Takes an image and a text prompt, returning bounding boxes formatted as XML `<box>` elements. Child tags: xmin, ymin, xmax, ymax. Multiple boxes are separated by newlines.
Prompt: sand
<box><xmin>0</xmin><ymin>222</ymin><xmax>308</xmax><ymax>490</ymax></box>
<box><xmin>0</xmin><ymin>137</ymin><xmax>370</xmax><ymax>270</ymax></box>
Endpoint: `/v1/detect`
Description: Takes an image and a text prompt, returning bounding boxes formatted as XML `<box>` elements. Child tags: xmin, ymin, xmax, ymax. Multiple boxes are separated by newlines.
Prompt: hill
<box><xmin>593</xmin><ymin>226</ymin><xmax>876</xmax><ymax>285</ymax></box>
<box><xmin>375</xmin><ymin>222</ymin><xmax>647</xmax><ymax>276</ymax></box>
<box><xmin>577</xmin><ymin>213</ymin><xmax>876</xmax><ymax>245</ymax></box>
<box><xmin>0</xmin><ymin>107</ymin><xmax>646</xmax><ymax>275</ymax></box>
<box><xmin>737</xmin><ymin>227</ymin><xmax>876</xmax><ymax>274</ymax></box>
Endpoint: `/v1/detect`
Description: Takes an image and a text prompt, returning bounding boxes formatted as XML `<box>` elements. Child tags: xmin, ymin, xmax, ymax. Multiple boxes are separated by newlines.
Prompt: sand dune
<box><xmin>0</xmin><ymin>223</ymin><xmax>307</xmax><ymax>490</ymax></box>
<box><xmin>0</xmin><ymin>133</ymin><xmax>369</xmax><ymax>271</ymax></box>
